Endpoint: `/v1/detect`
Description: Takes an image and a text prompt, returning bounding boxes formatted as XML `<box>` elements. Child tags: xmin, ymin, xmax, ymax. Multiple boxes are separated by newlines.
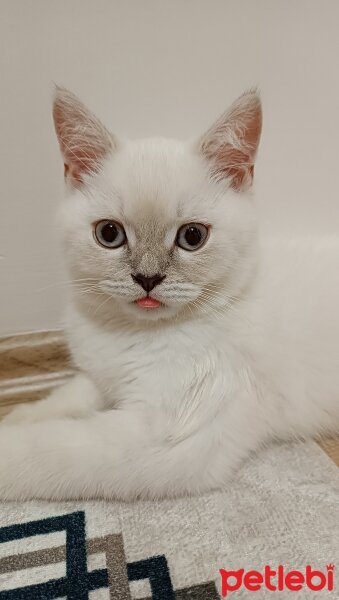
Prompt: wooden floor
<box><xmin>0</xmin><ymin>330</ymin><xmax>338</xmax><ymax>467</ymax></box>
<box><xmin>0</xmin><ymin>331</ymin><xmax>74</xmax><ymax>419</ymax></box>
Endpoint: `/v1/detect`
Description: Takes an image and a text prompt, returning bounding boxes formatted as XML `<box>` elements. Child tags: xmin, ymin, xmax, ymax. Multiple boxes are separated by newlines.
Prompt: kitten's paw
<box><xmin>2</xmin><ymin>375</ymin><xmax>102</xmax><ymax>425</ymax></box>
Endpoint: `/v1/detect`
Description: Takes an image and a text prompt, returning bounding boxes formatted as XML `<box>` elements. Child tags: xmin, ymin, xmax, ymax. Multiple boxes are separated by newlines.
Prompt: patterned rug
<box><xmin>0</xmin><ymin>441</ymin><xmax>338</xmax><ymax>599</ymax></box>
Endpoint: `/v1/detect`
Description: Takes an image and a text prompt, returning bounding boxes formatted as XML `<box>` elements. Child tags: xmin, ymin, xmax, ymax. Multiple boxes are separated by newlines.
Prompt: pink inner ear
<box><xmin>214</xmin><ymin>146</ymin><xmax>255</xmax><ymax>191</ymax></box>
<box><xmin>64</xmin><ymin>163</ymin><xmax>84</xmax><ymax>185</ymax></box>
<box><xmin>199</xmin><ymin>90</ymin><xmax>262</xmax><ymax>191</ymax></box>
<box><xmin>62</xmin><ymin>146</ymin><xmax>101</xmax><ymax>184</ymax></box>
<box><xmin>53</xmin><ymin>88</ymin><xmax>114</xmax><ymax>187</ymax></box>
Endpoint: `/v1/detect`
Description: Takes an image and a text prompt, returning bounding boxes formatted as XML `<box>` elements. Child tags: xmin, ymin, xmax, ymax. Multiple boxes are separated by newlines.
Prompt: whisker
<box><xmin>38</xmin><ymin>277</ymin><xmax>99</xmax><ymax>293</ymax></box>
<box><xmin>92</xmin><ymin>293</ymin><xmax>115</xmax><ymax>316</ymax></box>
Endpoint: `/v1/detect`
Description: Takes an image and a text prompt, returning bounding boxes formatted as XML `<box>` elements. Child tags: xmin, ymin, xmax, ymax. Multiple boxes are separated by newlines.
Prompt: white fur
<box><xmin>1</xmin><ymin>90</ymin><xmax>338</xmax><ymax>501</ymax></box>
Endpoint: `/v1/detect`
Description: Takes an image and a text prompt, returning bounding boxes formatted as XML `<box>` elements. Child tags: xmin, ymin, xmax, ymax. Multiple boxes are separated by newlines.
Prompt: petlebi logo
<box><xmin>219</xmin><ymin>564</ymin><xmax>335</xmax><ymax>596</ymax></box>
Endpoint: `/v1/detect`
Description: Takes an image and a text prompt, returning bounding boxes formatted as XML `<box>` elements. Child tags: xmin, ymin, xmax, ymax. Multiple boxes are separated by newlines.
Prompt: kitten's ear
<box><xmin>197</xmin><ymin>89</ymin><xmax>262</xmax><ymax>191</ymax></box>
<box><xmin>53</xmin><ymin>87</ymin><xmax>115</xmax><ymax>186</ymax></box>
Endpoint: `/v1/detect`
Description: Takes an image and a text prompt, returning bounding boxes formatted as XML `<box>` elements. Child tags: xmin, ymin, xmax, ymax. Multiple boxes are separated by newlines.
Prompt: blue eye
<box><xmin>176</xmin><ymin>223</ymin><xmax>209</xmax><ymax>251</ymax></box>
<box><xmin>94</xmin><ymin>220</ymin><xmax>126</xmax><ymax>248</ymax></box>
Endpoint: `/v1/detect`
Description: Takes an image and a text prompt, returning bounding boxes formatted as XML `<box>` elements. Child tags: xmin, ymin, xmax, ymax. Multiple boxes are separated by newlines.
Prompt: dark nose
<box><xmin>131</xmin><ymin>273</ymin><xmax>166</xmax><ymax>293</ymax></box>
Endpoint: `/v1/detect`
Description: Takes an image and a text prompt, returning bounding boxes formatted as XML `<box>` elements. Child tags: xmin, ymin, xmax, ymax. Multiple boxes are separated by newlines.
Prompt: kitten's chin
<box><xmin>121</xmin><ymin>301</ymin><xmax>180</xmax><ymax>322</ymax></box>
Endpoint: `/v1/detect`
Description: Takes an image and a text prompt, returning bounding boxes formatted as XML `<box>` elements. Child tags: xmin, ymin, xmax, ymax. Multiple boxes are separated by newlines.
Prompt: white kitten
<box><xmin>1</xmin><ymin>88</ymin><xmax>338</xmax><ymax>501</ymax></box>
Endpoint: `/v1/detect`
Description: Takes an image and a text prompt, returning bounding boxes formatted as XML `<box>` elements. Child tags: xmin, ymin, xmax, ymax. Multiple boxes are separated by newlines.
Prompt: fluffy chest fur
<box><xmin>66</xmin><ymin>304</ymin><xmax>244</xmax><ymax>420</ymax></box>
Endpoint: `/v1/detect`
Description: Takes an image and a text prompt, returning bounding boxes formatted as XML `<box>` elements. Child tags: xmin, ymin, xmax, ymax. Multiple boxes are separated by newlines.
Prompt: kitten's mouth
<box><xmin>134</xmin><ymin>297</ymin><xmax>162</xmax><ymax>309</ymax></box>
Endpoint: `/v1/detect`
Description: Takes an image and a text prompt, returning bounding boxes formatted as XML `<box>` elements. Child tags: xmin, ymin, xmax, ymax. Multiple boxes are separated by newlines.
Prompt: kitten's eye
<box><xmin>94</xmin><ymin>220</ymin><xmax>126</xmax><ymax>248</ymax></box>
<box><xmin>176</xmin><ymin>223</ymin><xmax>209</xmax><ymax>251</ymax></box>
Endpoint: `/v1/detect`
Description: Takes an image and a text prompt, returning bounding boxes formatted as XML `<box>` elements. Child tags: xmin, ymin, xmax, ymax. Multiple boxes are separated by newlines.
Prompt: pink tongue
<box><xmin>136</xmin><ymin>297</ymin><xmax>161</xmax><ymax>309</ymax></box>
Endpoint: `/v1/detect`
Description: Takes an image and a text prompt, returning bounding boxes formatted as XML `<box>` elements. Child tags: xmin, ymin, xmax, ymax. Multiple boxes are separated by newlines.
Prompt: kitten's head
<box><xmin>53</xmin><ymin>88</ymin><xmax>262</xmax><ymax>323</ymax></box>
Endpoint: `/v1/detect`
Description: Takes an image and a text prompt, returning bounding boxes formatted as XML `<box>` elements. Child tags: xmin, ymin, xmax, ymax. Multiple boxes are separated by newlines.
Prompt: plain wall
<box><xmin>1</xmin><ymin>0</ymin><xmax>339</xmax><ymax>336</ymax></box>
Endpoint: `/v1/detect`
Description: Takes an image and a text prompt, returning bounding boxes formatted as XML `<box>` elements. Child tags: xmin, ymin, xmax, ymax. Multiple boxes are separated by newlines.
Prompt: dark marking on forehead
<box><xmin>136</xmin><ymin>218</ymin><xmax>167</xmax><ymax>241</ymax></box>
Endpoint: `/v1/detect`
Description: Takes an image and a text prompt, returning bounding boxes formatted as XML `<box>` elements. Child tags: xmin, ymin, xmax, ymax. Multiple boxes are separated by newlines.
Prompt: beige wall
<box><xmin>1</xmin><ymin>0</ymin><xmax>339</xmax><ymax>336</ymax></box>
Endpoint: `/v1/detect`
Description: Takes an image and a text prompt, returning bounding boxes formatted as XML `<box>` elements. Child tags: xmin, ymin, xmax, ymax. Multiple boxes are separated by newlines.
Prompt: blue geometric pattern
<box><xmin>0</xmin><ymin>511</ymin><xmax>219</xmax><ymax>599</ymax></box>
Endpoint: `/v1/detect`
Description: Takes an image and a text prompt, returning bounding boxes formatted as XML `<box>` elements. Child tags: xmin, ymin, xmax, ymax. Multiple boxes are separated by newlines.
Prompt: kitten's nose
<box><xmin>131</xmin><ymin>273</ymin><xmax>166</xmax><ymax>293</ymax></box>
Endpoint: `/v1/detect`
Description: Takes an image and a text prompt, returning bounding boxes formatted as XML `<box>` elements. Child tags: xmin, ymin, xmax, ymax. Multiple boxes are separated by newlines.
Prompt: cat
<box><xmin>1</xmin><ymin>88</ymin><xmax>338</xmax><ymax>501</ymax></box>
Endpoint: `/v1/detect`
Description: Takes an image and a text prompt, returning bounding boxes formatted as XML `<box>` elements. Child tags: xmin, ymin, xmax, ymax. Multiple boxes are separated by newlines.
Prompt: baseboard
<box><xmin>0</xmin><ymin>330</ymin><xmax>74</xmax><ymax>418</ymax></box>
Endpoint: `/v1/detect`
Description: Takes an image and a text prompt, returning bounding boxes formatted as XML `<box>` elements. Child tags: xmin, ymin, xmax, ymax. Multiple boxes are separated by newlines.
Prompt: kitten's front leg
<box><xmin>0</xmin><ymin>412</ymin><xmax>147</xmax><ymax>500</ymax></box>
<box><xmin>0</xmin><ymin>407</ymin><xmax>252</xmax><ymax>501</ymax></box>
<box><xmin>2</xmin><ymin>373</ymin><xmax>101</xmax><ymax>424</ymax></box>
